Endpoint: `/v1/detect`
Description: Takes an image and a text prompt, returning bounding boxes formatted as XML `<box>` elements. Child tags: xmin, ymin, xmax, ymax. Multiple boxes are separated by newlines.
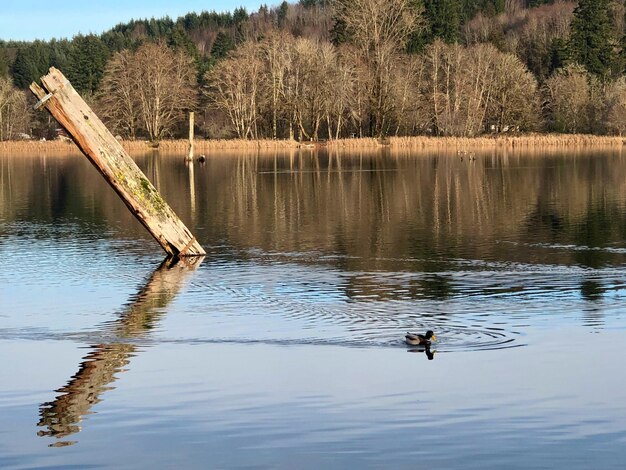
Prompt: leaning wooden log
<box><xmin>30</xmin><ymin>67</ymin><xmax>205</xmax><ymax>256</ymax></box>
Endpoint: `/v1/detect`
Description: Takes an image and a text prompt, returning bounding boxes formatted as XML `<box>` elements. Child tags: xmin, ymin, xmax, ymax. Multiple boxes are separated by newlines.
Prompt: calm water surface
<box><xmin>1</xmin><ymin>149</ymin><xmax>626</xmax><ymax>468</ymax></box>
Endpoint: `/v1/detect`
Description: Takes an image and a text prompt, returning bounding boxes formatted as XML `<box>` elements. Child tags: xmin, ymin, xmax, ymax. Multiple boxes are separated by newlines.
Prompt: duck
<box><xmin>405</xmin><ymin>330</ymin><xmax>436</xmax><ymax>346</ymax></box>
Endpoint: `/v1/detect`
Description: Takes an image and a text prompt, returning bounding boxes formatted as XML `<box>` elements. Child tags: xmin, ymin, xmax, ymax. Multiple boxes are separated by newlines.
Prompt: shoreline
<box><xmin>1</xmin><ymin>134</ymin><xmax>625</xmax><ymax>155</ymax></box>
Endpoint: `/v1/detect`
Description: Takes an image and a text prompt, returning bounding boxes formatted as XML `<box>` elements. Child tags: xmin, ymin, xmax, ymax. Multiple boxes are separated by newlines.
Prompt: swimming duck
<box><xmin>405</xmin><ymin>330</ymin><xmax>436</xmax><ymax>346</ymax></box>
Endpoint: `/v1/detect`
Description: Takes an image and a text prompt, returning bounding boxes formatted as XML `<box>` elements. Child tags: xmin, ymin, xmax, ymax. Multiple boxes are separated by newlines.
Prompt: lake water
<box><xmin>1</xmin><ymin>148</ymin><xmax>626</xmax><ymax>469</ymax></box>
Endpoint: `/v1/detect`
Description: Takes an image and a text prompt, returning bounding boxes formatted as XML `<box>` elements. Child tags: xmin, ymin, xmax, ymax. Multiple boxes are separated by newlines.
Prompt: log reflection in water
<box><xmin>36</xmin><ymin>256</ymin><xmax>203</xmax><ymax>443</ymax></box>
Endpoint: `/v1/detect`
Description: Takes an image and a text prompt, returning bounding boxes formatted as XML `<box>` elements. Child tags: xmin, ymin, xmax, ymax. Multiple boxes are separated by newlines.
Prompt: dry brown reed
<box><xmin>0</xmin><ymin>139</ymin><xmax>82</xmax><ymax>155</ymax></box>
<box><xmin>330</xmin><ymin>135</ymin><xmax>626</xmax><ymax>149</ymax></box>
<box><xmin>143</xmin><ymin>139</ymin><xmax>303</xmax><ymax>152</ymax></box>
<box><xmin>0</xmin><ymin>138</ymin><xmax>303</xmax><ymax>156</ymax></box>
<box><xmin>2</xmin><ymin>134</ymin><xmax>625</xmax><ymax>156</ymax></box>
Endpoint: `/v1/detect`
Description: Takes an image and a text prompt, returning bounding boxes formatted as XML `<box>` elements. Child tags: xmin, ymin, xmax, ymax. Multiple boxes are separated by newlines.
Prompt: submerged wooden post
<box><xmin>30</xmin><ymin>67</ymin><xmax>205</xmax><ymax>256</ymax></box>
<box><xmin>187</xmin><ymin>111</ymin><xmax>194</xmax><ymax>162</ymax></box>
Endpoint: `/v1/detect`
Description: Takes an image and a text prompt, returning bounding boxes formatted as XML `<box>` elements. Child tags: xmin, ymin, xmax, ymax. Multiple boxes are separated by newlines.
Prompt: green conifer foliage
<box><xmin>406</xmin><ymin>0</ymin><xmax>427</xmax><ymax>53</ymax></box>
<box><xmin>0</xmin><ymin>49</ymin><xmax>8</xmax><ymax>77</ymax></box>
<box><xmin>168</xmin><ymin>27</ymin><xmax>199</xmax><ymax>60</ymax></box>
<box><xmin>424</xmin><ymin>0</ymin><xmax>461</xmax><ymax>43</ymax></box>
<box><xmin>67</xmin><ymin>35</ymin><xmax>110</xmax><ymax>94</ymax></box>
<box><xmin>330</xmin><ymin>17</ymin><xmax>350</xmax><ymax>46</ymax></box>
<box><xmin>211</xmin><ymin>32</ymin><xmax>235</xmax><ymax>60</ymax></box>
<box><xmin>569</xmin><ymin>0</ymin><xmax>613</xmax><ymax>77</ymax></box>
<box><xmin>11</xmin><ymin>41</ymin><xmax>53</xmax><ymax>88</ymax></box>
<box><xmin>277</xmin><ymin>1</ymin><xmax>289</xmax><ymax>27</ymax></box>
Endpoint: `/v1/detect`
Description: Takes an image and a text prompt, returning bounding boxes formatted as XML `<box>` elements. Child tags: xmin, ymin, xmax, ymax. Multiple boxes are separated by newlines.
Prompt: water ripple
<box><xmin>3</xmin><ymin>225</ymin><xmax>625</xmax><ymax>356</ymax></box>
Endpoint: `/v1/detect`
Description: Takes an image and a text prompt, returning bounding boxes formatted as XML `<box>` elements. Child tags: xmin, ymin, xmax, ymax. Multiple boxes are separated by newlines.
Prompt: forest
<box><xmin>2</xmin><ymin>0</ymin><xmax>626</xmax><ymax>141</ymax></box>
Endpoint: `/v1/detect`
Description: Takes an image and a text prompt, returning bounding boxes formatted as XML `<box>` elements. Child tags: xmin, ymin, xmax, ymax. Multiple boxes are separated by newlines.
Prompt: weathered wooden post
<box><xmin>30</xmin><ymin>67</ymin><xmax>205</xmax><ymax>256</ymax></box>
<box><xmin>187</xmin><ymin>111</ymin><xmax>195</xmax><ymax>162</ymax></box>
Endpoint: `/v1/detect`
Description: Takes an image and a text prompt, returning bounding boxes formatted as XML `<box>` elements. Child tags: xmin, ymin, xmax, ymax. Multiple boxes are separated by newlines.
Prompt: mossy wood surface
<box><xmin>30</xmin><ymin>67</ymin><xmax>205</xmax><ymax>256</ymax></box>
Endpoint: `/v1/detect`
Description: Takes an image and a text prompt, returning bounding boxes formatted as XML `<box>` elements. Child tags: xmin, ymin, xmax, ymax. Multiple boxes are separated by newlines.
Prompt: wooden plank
<box><xmin>30</xmin><ymin>67</ymin><xmax>205</xmax><ymax>256</ymax></box>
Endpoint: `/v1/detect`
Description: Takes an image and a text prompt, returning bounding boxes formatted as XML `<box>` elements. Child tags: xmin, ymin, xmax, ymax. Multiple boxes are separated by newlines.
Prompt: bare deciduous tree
<box><xmin>99</xmin><ymin>50</ymin><xmax>138</xmax><ymax>139</ymax></box>
<box><xmin>205</xmin><ymin>43</ymin><xmax>262</xmax><ymax>139</ymax></box>
<box><xmin>99</xmin><ymin>43</ymin><xmax>197</xmax><ymax>141</ymax></box>
<box><xmin>544</xmin><ymin>64</ymin><xmax>595</xmax><ymax>133</ymax></box>
<box><xmin>0</xmin><ymin>77</ymin><xmax>30</xmax><ymax>140</ymax></box>
<box><xmin>490</xmin><ymin>52</ymin><xmax>540</xmax><ymax>132</ymax></box>
<box><xmin>207</xmin><ymin>35</ymin><xmax>356</xmax><ymax>141</ymax></box>
<box><xmin>603</xmin><ymin>77</ymin><xmax>626</xmax><ymax>135</ymax></box>
<box><xmin>259</xmin><ymin>31</ymin><xmax>292</xmax><ymax>140</ymax></box>
<box><xmin>290</xmin><ymin>38</ymin><xmax>340</xmax><ymax>141</ymax></box>
<box><xmin>136</xmin><ymin>43</ymin><xmax>198</xmax><ymax>141</ymax></box>
<box><xmin>333</xmin><ymin>0</ymin><xmax>425</xmax><ymax>136</ymax></box>
<box><xmin>422</xmin><ymin>42</ymin><xmax>540</xmax><ymax>136</ymax></box>
<box><xmin>390</xmin><ymin>54</ymin><xmax>428</xmax><ymax>136</ymax></box>
<box><xmin>327</xmin><ymin>47</ymin><xmax>356</xmax><ymax>140</ymax></box>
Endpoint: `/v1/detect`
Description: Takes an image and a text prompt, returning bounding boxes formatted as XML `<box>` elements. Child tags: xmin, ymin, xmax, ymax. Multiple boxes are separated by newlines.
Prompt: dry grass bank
<box><xmin>2</xmin><ymin>134</ymin><xmax>625</xmax><ymax>156</ymax></box>
<box><xmin>0</xmin><ymin>140</ymin><xmax>81</xmax><ymax>155</ymax></box>
<box><xmin>331</xmin><ymin>134</ymin><xmax>626</xmax><ymax>149</ymax></box>
<box><xmin>0</xmin><ymin>138</ymin><xmax>303</xmax><ymax>156</ymax></box>
<box><xmin>158</xmin><ymin>139</ymin><xmax>300</xmax><ymax>152</ymax></box>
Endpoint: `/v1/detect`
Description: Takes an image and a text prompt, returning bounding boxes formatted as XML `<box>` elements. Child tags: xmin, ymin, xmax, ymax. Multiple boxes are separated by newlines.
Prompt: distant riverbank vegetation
<box><xmin>3</xmin><ymin>0</ymin><xmax>626</xmax><ymax>142</ymax></box>
<box><xmin>3</xmin><ymin>135</ymin><xmax>626</xmax><ymax>156</ymax></box>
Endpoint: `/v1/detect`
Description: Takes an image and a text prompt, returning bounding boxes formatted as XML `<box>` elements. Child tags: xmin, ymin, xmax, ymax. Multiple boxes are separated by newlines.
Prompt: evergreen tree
<box><xmin>619</xmin><ymin>7</ymin><xmax>626</xmax><ymax>75</ymax></box>
<box><xmin>233</xmin><ymin>7</ymin><xmax>249</xmax><ymax>24</ymax></box>
<box><xmin>101</xmin><ymin>31</ymin><xmax>132</xmax><ymax>53</ymax></box>
<box><xmin>277</xmin><ymin>1</ymin><xmax>289</xmax><ymax>27</ymax></box>
<box><xmin>182</xmin><ymin>13</ymin><xmax>201</xmax><ymax>31</ymax></box>
<box><xmin>569</xmin><ymin>0</ymin><xmax>613</xmax><ymax>77</ymax></box>
<box><xmin>168</xmin><ymin>27</ymin><xmax>198</xmax><ymax>59</ymax></box>
<box><xmin>424</xmin><ymin>0</ymin><xmax>461</xmax><ymax>43</ymax></box>
<box><xmin>10</xmin><ymin>49</ymin><xmax>35</xmax><ymax>88</ymax></box>
<box><xmin>67</xmin><ymin>35</ymin><xmax>109</xmax><ymax>94</ymax></box>
<box><xmin>0</xmin><ymin>49</ymin><xmax>8</xmax><ymax>78</ymax></box>
<box><xmin>11</xmin><ymin>41</ymin><xmax>53</xmax><ymax>88</ymax></box>
<box><xmin>528</xmin><ymin>0</ymin><xmax>553</xmax><ymax>7</ymax></box>
<box><xmin>147</xmin><ymin>17</ymin><xmax>174</xmax><ymax>38</ymax></box>
<box><xmin>211</xmin><ymin>32</ymin><xmax>235</xmax><ymax>60</ymax></box>
<box><xmin>49</xmin><ymin>39</ymin><xmax>71</xmax><ymax>72</ymax></box>
<box><xmin>549</xmin><ymin>37</ymin><xmax>569</xmax><ymax>75</ymax></box>
<box><xmin>233</xmin><ymin>7</ymin><xmax>249</xmax><ymax>43</ymax></box>
<box><xmin>330</xmin><ymin>17</ymin><xmax>351</xmax><ymax>46</ymax></box>
<box><xmin>406</xmin><ymin>0</ymin><xmax>428</xmax><ymax>53</ymax></box>
<box><xmin>460</xmin><ymin>0</ymin><xmax>505</xmax><ymax>22</ymax></box>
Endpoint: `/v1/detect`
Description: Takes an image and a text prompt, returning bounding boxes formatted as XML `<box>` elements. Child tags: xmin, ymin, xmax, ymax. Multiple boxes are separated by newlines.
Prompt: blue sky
<box><xmin>0</xmin><ymin>1</ymin><xmax>271</xmax><ymax>41</ymax></box>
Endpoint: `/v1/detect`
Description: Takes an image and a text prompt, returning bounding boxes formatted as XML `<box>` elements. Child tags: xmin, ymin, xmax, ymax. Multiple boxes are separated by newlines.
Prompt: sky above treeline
<box><xmin>1</xmin><ymin>0</ymin><xmax>269</xmax><ymax>41</ymax></box>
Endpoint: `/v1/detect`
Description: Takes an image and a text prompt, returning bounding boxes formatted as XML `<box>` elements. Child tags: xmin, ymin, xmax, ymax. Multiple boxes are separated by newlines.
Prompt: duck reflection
<box><xmin>36</xmin><ymin>255</ymin><xmax>203</xmax><ymax>443</ymax></box>
<box><xmin>406</xmin><ymin>345</ymin><xmax>436</xmax><ymax>360</ymax></box>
